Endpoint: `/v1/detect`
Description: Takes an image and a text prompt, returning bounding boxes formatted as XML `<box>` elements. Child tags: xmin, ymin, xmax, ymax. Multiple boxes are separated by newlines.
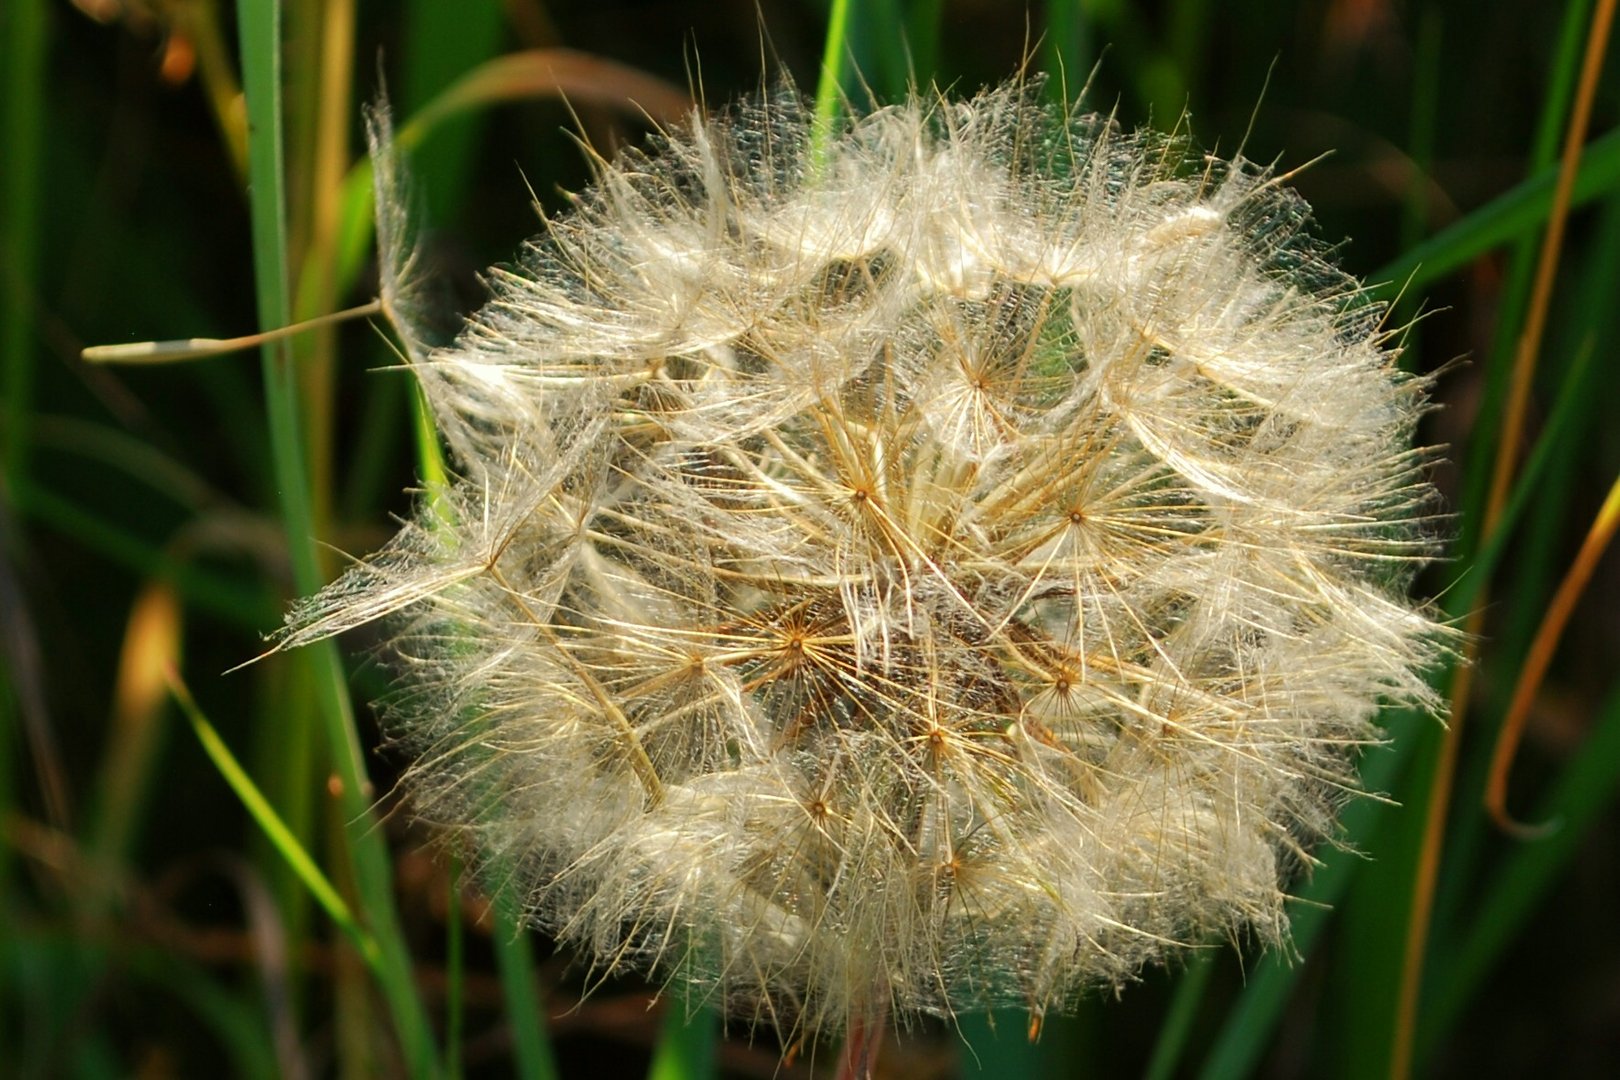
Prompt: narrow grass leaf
<box><xmin>811</xmin><ymin>0</ymin><xmax>855</xmax><ymax>164</ymax></box>
<box><xmin>849</xmin><ymin>0</ymin><xmax>910</xmax><ymax>101</ymax></box>
<box><xmin>1042</xmin><ymin>1</ymin><xmax>1093</xmax><ymax>103</ymax></box>
<box><xmin>1143</xmin><ymin>953</ymin><xmax>1216</xmax><ymax>1080</ymax></box>
<box><xmin>168</xmin><ymin>667</ymin><xmax>382</xmax><ymax>972</ymax></box>
<box><xmin>905</xmin><ymin>0</ymin><xmax>945</xmax><ymax>86</ymax></box>
<box><xmin>1433</xmin><ymin>194</ymin><xmax>1620</xmax><ymax>951</ymax></box>
<box><xmin>490</xmin><ymin>878</ymin><xmax>560</xmax><ymax>1080</ymax></box>
<box><xmin>398</xmin><ymin>50</ymin><xmax>693</xmax><ymax>154</ymax></box>
<box><xmin>1382</xmin><ymin>5</ymin><xmax>1616</xmax><ymax>1075</ymax></box>
<box><xmin>329</xmin><ymin>51</ymin><xmax>692</xmax><ymax>337</ymax></box>
<box><xmin>401</xmin><ymin>0</ymin><xmax>505</xmax><ymax>222</ymax></box>
<box><xmin>1189</xmin><ymin>329</ymin><xmax>1594</xmax><ymax>1076</ymax></box>
<box><xmin>646</xmin><ymin>996</ymin><xmax>718</xmax><ymax>1080</ymax></box>
<box><xmin>1371</xmin><ymin>124</ymin><xmax>1620</xmax><ymax>296</ymax></box>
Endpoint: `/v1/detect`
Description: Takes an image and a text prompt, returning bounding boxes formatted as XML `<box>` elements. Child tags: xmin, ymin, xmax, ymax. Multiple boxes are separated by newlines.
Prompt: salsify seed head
<box><xmin>283</xmin><ymin>78</ymin><xmax>1446</xmax><ymax>1039</ymax></box>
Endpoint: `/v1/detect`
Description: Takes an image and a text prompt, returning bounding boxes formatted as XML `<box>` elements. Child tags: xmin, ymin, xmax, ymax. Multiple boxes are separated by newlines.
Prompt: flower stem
<box><xmin>834</xmin><ymin>997</ymin><xmax>888</xmax><ymax>1080</ymax></box>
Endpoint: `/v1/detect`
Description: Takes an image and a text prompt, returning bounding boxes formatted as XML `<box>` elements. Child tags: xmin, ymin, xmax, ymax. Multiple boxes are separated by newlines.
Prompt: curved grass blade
<box><xmin>1418</xmin><ymin>681</ymin><xmax>1620</xmax><ymax>1067</ymax></box>
<box><xmin>401</xmin><ymin>49</ymin><xmax>692</xmax><ymax>165</ymax></box>
<box><xmin>1484</xmin><ymin>470</ymin><xmax>1620</xmax><ymax>833</ymax></box>
<box><xmin>329</xmin><ymin>49</ymin><xmax>693</xmax><ymax>343</ymax></box>
<box><xmin>1429</xmin><ymin>193</ymin><xmax>1620</xmax><ymax>971</ymax></box>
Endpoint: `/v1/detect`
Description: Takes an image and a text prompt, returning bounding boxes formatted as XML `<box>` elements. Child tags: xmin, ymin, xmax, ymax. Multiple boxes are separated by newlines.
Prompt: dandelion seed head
<box><xmin>283</xmin><ymin>78</ymin><xmax>1446</xmax><ymax>1040</ymax></box>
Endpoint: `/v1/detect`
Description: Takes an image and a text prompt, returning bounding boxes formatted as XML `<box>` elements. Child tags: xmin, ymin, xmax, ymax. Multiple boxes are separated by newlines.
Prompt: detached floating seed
<box><xmin>280</xmin><ymin>79</ymin><xmax>1446</xmax><ymax>1042</ymax></box>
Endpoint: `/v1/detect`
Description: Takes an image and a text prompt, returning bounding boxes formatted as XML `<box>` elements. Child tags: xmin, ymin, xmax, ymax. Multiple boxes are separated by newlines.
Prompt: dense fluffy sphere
<box><xmin>283</xmin><ymin>81</ymin><xmax>1443</xmax><ymax>1038</ymax></box>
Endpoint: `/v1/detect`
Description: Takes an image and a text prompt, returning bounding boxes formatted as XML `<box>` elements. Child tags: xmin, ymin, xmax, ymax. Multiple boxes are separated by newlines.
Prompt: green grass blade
<box><xmin>1143</xmin><ymin>953</ymin><xmax>1216</xmax><ymax>1080</ymax></box>
<box><xmin>905</xmin><ymin>0</ymin><xmax>944</xmax><ymax>86</ymax></box>
<box><xmin>1165</xmin><ymin>0</ymin><xmax>1211</xmax><ymax>108</ymax></box>
<box><xmin>1448</xmin><ymin>0</ymin><xmax>1596</xmax><ymax>576</ymax></box>
<box><xmin>811</xmin><ymin>0</ymin><xmax>855</xmax><ymax>164</ymax></box>
<box><xmin>1042</xmin><ymin>1</ymin><xmax>1094</xmax><ymax>103</ymax></box>
<box><xmin>857</xmin><ymin>0</ymin><xmax>914</xmax><ymax>101</ymax></box>
<box><xmin>1195</xmin><ymin>10</ymin><xmax>1613</xmax><ymax>1072</ymax></box>
<box><xmin>237</xmin><ymin>0</ymin><xmax>313</xmax><ymax>607</ymax></box>
<box><xmin>0</xmin><ymin>0</ymin><xmax>45</xmax><ymax>490</ymax></box>
<box><xmin>1529</xmin><ymin>0</ymin><xmax>1598</xmax><ymax>169</ymax></box>
<box><xmin>1337</xmin><ymin>5</ymin><xmax>1614</xmax><ymax>1073</ymax></box>
<box><xmin>1187</xmin><ymin>335</ymin><xmax>1592</xmax><ymax>1076</ymax></box>
<box><xmin>333</xmin><ymin>158</ymin><xmax>381</xmax><ymax>316</ymax></box>
<box><xmin>237</xmin><ymin>0</ymin><xmax>324</xmax><ymax>974</ymax></box>
<box><xmin>1371</xmin><ymin>124</ymin><xmax>1620</xmax><ymax>295</ymax></box>
<box><xmin>235</xmin><ymin>1</ymin><xmax>438</xmax><ymax>1072</ymax></box>
<box><xmin>413</xmin><ymin>381</ymin><xmax>451</xmax><ymax>496</ymax></box>
<box><xmin>331</xmin><ymin>52</ymin><xmax>694</xmax><ymax>345</ymax></box>
<box><xmin>1448</xmin><ymin>339</ymin><xmax>1597</xmax><ymax>615</ymax></box>
<box><xmin>169</xmin><ymin>670</ymin><xmax>381</xmax><ymax>971</ymax></box>
<box><xmin>490</xmin><ymin>879</ymin><xmax>560</xmax><ymax>1080</ymax></box>
<box><xmin>401</xmin><ymin>0</ymin><xmax>506</xmax><ymax>223</ymax></box>
<box><xmin>646</xmin><ymin>996</ymin><xmax>718</xmax><ymax>1080</ymax></box>
<box><xmin>1432</xmin><ymin>200</ymin><xmax>1619</xmax><ymax>934</ymax></box>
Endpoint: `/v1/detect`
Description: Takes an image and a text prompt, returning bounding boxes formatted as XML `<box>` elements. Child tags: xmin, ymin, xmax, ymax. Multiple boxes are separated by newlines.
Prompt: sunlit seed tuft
<box><xmin>282</xmin><ymin>78</ymin><xmax>1448</xmax><ymax>1042</ymax></box>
